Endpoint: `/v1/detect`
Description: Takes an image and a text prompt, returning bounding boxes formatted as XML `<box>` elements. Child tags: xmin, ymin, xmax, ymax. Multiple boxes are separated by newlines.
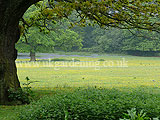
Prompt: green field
<box><xmin>1</xmin><ymin>54</ymin><xmax>160</xmax><ymax>119</ymax></box>
<box><xmin>17</xmin><ymin>55</ymin><xmax>160</xmax><ymax>88</ymax></box>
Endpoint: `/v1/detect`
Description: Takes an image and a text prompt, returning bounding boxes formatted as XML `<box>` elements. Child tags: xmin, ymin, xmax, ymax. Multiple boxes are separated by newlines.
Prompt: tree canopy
<box><xmin>18</xmin><ymin>0</ymin><xmax>160</xmax><ymax>56</ymax></box>
<box><xmin>21</xmin><ymin>0</ymin><xmax>160</xmax><ymax>34</ymax></box>
<box><xmin>82</xmin><ymin>26</ymin><xmax>160</xmax><ymax>56</ymax></box>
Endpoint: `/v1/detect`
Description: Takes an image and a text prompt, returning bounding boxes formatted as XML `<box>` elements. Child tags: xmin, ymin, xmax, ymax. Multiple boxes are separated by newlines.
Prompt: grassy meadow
<box><xmin>17</xmin><ymin>54</ymin><xmax>160</xmax><ymax>88</ymax></box>
<box><xmin>1</xmin><ymin>53</ymin><xmax>160</xmax><ymax>119</ymax></box>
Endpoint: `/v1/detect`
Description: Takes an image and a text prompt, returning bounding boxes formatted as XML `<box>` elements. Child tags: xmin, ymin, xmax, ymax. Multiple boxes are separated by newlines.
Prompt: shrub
<box><xmin>120</xmin><ymin>108</ymin><xmax>150</xmax><ymax>120</ymax></box>
<box><xmin>18</xmin><ymin>88</ymin><xmax>160</xmax><ymax>120</ymax></box>
<box><xmin>51</xmin><ymin>58</ymin><xmax>69</xmax><ymax>61</ymax></box>
<box><xmin>98</xmin><ymin>59</ymin><xmax>105</xmax><ymax>61</ymax></box>
<box><xmin>8</xmin><ymin>88</ymin><xmax>30</xmax><ymax>104</ymax></box>
<box><xmin>8</xmin><ymin>77</ymin><xmax>34</xmax><ymax>104</ymax></box>
<box><xmin>51</xmin><ymin>58</ymin><xmax>80</xmax><ymax>62</ymax></box>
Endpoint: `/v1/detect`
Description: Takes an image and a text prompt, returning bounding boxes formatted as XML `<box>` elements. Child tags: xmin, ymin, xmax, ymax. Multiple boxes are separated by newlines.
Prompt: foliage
<box><xmin>53</xmin><ymin>29</ymin><xmax>83</xmax><ymax>52</ymax></box>
<box><xmin>16</xmin><ymin>27</ymin><xmax>55</xmax><ymax>53</ymax></box>
<box><xmin>92</xmin><ymin>27</ymin><xmax>124</xmax><ymax>53</ymax></box>
<box><xmin>17</xmin><ymin>4</ymin><xmax>83</xmax><ymax>55</ymax></box>
<box><xmin>79</xmin><ymin>26</ymin><xmax>160</xmax><ymax>56</ymax></box>
<box><xmin>8</xmin><ymin>77</ymin><xmax>34</xmax><ymax>104</ymax></box>
<box><xmin>8</xmin><ymin>88</ymin><xmax>30</xmax><ymax>104</ymax></box>
<box><xmin>18</xmin><ymin>88</ymin><xmax>160</xmax><ymax>120</ymax></box>
<box><xmin>17</xmin><ymin>27</ymin><xmax>82</xmax><ymax>52</ymax></box>
<box><xmin>51</xmin><ymin>58</ymin><xmax>80</xmax><ymax>62</ymax></box>
<box><xmin>22</xmin><ymin>77</ymin><xmax>33</xmax><ymax>95</ymax></box>
<box><xmin>73</xmin><ymin>26</ymin><xmax>97</xmax><ymax>48</ymax></box>
<box><xmin>98</xmin><ymin>59</ymin><xmax>105</xmax><ymax>61</ymax></box>
<box><xmin>120</xmin><ymin>108</ymin><xmax>150</xmax><ymax>120</ymax></box>
<box><xmin>122</xmin><ymin>30</ymin><xmax>160</xmax><ymax>54</ymax></box>
<box><xmin>25</xmin><ymin>0</ymin><xmax>160</xmax><ymax>33</ymax></box>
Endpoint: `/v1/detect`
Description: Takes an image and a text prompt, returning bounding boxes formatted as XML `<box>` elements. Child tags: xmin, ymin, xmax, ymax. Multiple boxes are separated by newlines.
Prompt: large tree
<box><xmin>16</xmin><ymin>27</ymin><xmax>82</xmax><ymax>61</ymax></box>
<box><xmin>0</xmin><ymin>0</ymin><xmax>160</xmax><ymax>104</ymax></box>
<box><xmin>0</xmin><ymin>0</ymin><xmax>41</xmax><ymax>105</ymax></box>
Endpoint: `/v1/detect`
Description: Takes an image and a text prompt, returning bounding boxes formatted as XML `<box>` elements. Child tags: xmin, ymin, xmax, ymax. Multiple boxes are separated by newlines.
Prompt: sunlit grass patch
<box><xmin>16</xmin><ymin>55</ymin><xmax>160</xmax><ymax>89</ymax></box>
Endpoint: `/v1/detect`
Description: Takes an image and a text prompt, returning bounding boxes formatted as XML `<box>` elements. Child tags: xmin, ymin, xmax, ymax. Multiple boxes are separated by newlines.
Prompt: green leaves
<box><xmin>120</xmin><ymin>108</ymin><xmax>150</xmax><ymax>120</ymax></box>
<box><xmin>16</xmin><ymin>25</ymin><xmax>82</xmax><ymax>53</ymax></box>
<box><xmin>22</xmin><ymin>0</ymin><xmax>160</xmax><ymax>33</ymax></box>
<box><xmin>54</xmin><ymin>29</ymin><xmax>83</xmax><ymax>51</ymax></box>
<box><xmin>18</xmin><ymin>88</ymin><xmax>160</xmax><ymax>120</ymax></box>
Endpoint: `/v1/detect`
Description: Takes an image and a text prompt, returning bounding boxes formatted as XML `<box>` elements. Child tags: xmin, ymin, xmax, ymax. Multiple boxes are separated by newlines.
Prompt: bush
<box><xmin>98</xmin><ymin>59</ymin><xmax>105</xmax><ymax>61</ymax></box>
<box><xmin>51</xmin><ymin>58</ymin><xmax>69</xmax><ymax>61</ymax></box>
<box><xmin>18</xmin><ymin>88</ymin><xmax>160</xmax><ymax>120</ymax></box>
<box><xmin>120</xmin><ymin>108</ymin><xmax>150</xmax><ymax>120</ymax></box>
<box><xmin>8</xmin><ymin>77</ymin><xmax>34</xmax><ymax>104</ymax></box>
<box><xmin>51</xmin><ymin>58</ymin><xmax>80</xmax><ymax>62</ymax></box>
<box><xmin>8</xmin><ymin>88</ymin><xmax>30</xmax><ymax>104</ymax></box>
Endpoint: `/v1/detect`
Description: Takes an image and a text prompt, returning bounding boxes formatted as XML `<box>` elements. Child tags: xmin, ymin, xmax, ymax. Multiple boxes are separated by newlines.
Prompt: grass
<box><xmin>0</xmin><ymin>106</ymin><xmax>20</xmax><ymax>120</ymax></box>
<box><xmin>1</xmin><ymin>53</ymin><xmax>160</xmax><ymax>119</ymax></box>
<box><xmin>17</xmin><ymin>55</ymin><xmax>160</xmax><ymax>88</ymax></box>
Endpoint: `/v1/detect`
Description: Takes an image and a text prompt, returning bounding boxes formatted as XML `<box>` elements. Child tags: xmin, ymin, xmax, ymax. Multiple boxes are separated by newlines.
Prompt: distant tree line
<box><xmin>78</xmin><ymin>25</ymin><xmax>160</xmax><ymax>56</ymax></box>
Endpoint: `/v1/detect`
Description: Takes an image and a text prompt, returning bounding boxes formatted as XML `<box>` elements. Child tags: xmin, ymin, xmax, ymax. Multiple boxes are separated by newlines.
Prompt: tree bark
<box><xmin>30</xmin><ymin>51</ymin><xmax>36</xmax><ymax>61</ymax></box>
<box><xmin>0</xmin><ymin>0</ymin><xmax>41</xmax><ymax>105</ymax></box>
<box><xmin>0</xmin><ymin>31</ymin><xmax>20</xmax><ymax>105</ymax></box>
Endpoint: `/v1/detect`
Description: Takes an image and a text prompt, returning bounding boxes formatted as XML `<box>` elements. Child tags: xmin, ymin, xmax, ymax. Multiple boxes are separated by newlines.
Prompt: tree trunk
<box><xmin>0</xmin><ymin>30</ymin><xmax>21</xmax><ymax>105</ymax></box>
<box><xmin>0</xmin><ymin>0</ymin><xmax>40</xmax><ymax>105</ymax></box>
<box><xmin>30</xmin><ymin>51</ymin><xmax>36</xmax><ymax>61</ymax></box>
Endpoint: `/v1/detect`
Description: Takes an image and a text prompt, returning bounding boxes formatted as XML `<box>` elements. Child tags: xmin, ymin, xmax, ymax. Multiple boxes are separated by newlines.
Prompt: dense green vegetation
<box><xmin>17</xmin><ymin>5</ymin><xmax>83</xmax><ymax>61</ymax></box>
<box><xmin>17</xmin><ymin>26</ymin><xmax>82</xmax><ymax>60</ymax></box>
<box><xmin>79</xmin><ymin>26</ymin><xmax>160</xmax><ymax>56</ymax></box>
<box><xmin>17</xmin><ymin>15</ymin><xmax>160</xmax><ymax>57</ymax></box>
<box><xmin>18</xmin><ymin>88</ymin><xmax>160</xmax><ymax>120</ymax></box>
<box><xmin>1</xmin><ymin>87</ymin><xmax>160</xmax><ymax>120</ymax></box>
<box><xmin>17</xmin><ymin>24</ymin><xmax>160</xmax><ymax>57</ymax></box>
